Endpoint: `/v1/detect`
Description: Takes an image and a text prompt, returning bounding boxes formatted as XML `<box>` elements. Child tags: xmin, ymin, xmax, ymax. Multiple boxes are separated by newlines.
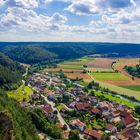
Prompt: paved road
<box><xmin>41</xmin><ymin>95</ymin><xmax>70</xmax><ymax>131</ymax></box>
<box><xmin>41</xmin><ymin>95</ymin><xmax>84</xmax><ymax>139</ymax></box>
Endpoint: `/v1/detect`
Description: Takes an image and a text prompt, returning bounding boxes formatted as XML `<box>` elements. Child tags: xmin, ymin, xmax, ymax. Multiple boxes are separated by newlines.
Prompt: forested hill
<box><xmin>0</xmin><ymin>42</ymin><xmax>140</xmax><ymax>64</ymax></box>
<box><xmin>0</xmin><ymin>52</ymin><xmax>24</xmax><ymax>90</ymax></box>
<box><xmin>0</xmin><ymin>91</ymin><xmax>39</xmax><ymax>140</ymax></box>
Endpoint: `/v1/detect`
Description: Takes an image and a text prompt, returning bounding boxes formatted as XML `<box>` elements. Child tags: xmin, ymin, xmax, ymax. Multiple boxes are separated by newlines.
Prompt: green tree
<box><xmin>68</xmin><ymin>130</ymin><xmax>80</xmax><ymax>140</ymax></box>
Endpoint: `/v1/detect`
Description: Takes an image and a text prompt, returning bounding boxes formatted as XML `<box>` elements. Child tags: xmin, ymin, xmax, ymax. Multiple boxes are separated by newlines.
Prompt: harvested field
<box><xmin>113</xmin><ymin>58</ymin><xmax>140</xmax><ymax>71</ymax></box>
<box><xmin>65</xmin><ymin>73</ymin><xmax>91</xmax><ymax>80</ymax></box>
<box><xmin>113</xmin><ymin>58</ymin><xmax>140</xmax><ymax>85</ymax></box>
<box><xmin>87</xmin><ymin>58</ymin><xmax>116</xmax><ymax>69</ymax></box>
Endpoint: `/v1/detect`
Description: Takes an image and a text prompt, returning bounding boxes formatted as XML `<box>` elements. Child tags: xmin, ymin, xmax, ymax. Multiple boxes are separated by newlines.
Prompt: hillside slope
<box><xmin>0</xmin><ymin>53</ymin><xmax>24</xmax><ymax>90</ymax></box>
<box><xmin>0</xmin><ymin>42</ymin><xmax>140</xmax><ymax>64</ymax></box>
<box><xmin>0</xmin><ymin>91</ymin><xmax>39</xmax><ymax>140</ymax></box>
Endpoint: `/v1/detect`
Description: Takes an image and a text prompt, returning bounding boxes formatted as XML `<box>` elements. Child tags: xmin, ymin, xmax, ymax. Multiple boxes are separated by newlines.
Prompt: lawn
<box><xmin>121</xmin><ymin>85</ymin><xmax>140</xmax><ymax>92</ymax></box>
<box><xmin>91</xmin><ymin>72</ymin><xmax>129</xmax><ymax>81</ymax></box>
<box><xmin>57</xmin><ymin>103</ymin><xmax>65</xmax><ymax>111</ymax></box>
<box><xmin>7</xmin><ymin>83</ymin><xmax>33</xmax><ymax>102</ymax></box>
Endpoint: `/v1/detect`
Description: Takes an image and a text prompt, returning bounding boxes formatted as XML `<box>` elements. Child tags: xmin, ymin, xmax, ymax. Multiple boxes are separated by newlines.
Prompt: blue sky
<box><xmin>0</xmin><ymin>0</ymin><xmax>140</xmax><ymax>43</ymax></box>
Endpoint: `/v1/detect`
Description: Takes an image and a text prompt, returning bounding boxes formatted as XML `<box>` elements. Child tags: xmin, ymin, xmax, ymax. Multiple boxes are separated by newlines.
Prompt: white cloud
<box><xmin>0</xmin><ymin>7</ymin><xmax>68</xmax><ymax>32</ymax></box>
<box><xmin>66</xmin><ymin>1</ymin><xmax>99</xmax><ymax>15</ymax></box>
<box><xmin>1</xmin><ymin>0</ymin><xmax>39</xmax><ymax>9</ymax></box>
<box><xmin>0</xmin><ymin>0</ymin><xmax>7</xmax><ymax>6</ymax></box>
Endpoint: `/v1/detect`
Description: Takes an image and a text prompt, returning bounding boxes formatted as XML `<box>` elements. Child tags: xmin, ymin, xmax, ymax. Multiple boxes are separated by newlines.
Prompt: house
<box><xmin>77</xmin><ymin>95</ymin><xmax>98</xmax><ymax>104</ymax></box>
<box><xmin>75</xmin><ymin>102</ymin><xmax>92</xmax><ymax>111</ymax></box>
<box><xmin>70</xmin><ymin>119</ymin><xmax>86</xmax><ymax>132</ymax></box>
<box><xmin>117</xmin><ymin>128</ymin><xmax>139</xmax><ymax>140</ymax></box>
<box><xmin>120</xmin><ymin>111</ymin><xmax>131</xmax><ymax>118</ymax></box>
<box><xmin>111</xmin><ymin>110</ymin><xmax>120</xmax><ymax>118</ymax></box>
<box><xmin>42</xmin><ymin>105</ymin><xmax>55</xmax><ymax>122</ymax></box>
<box><xmin>84</xmin><ymin>128</ymin><xmax>104</xmax><ymax>140</ymax></box>
<box><xmin>98</xmin><ymin>102</ymin><xmax>112</xmax><ymax>111</ymax></box>
<box><xmin>91</xmin><ymin>108</ymin><xmax>101</xmax><ymax>116</ymax></box>
<box><xmin>105</xmin><ymin>124</ymin><xmax>117</xmax><ymax>134</ymax></box>
<box><xmin>122</xmin><ymin>115</ymin><xmax>138</xmax><ymax>128</ymax></box>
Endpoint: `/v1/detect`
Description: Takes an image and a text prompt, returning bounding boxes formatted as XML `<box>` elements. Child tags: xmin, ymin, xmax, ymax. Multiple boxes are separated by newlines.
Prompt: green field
<box><xmin>96</xmin><ymin>80</ymin><xmax>140</xmax><ymax>101</ymax></box>
<box><xmin>121</xmin><ymin>85</ymin><xmax>140</xmax><ymax>92</ymax></box>
<box><xmin>91</xmin><ymin>72</ymin><xmax>130</xmax><ymax>81</ymax></box>
<box><xmin>7</xmin><ymin>83</ymin><xmax>33</xmax><ymax>101</ymax></box>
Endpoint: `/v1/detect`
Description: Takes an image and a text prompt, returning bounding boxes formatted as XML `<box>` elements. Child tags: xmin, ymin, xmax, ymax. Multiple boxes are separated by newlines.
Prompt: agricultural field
<box><xmin>121</xmin><ymin>85</ymin><xmax>140</xmax><ymax>92</ymax></box>
<box><xmin>86</xmin><ymin>67</ymin><xmax>114</xmax><ymax>72</ymax></box>
<box><xmin>87</xmin><ymin>58</ymin><xmax>115</xmax><ymax>68</ymax></box>
<box><xmin>113</xmin><ymin>58</ymin><xmax>140</xmax><ymax>71</ymax></box>
<box><xmin>86</xmin><ymin>58</ymin><xmax>116</xmax><ymax>72</ymax></box>
<box><xmin>44</xmin><ymin>57</ymin><xmax>140</xmax><ymax>100</ymax></box>
<box><xmin>7</xmin><ymin>83</ymin><xmax>33</xmax><ymax>101</ymax></box>
<box><xmin>65</xmin><ymin>73</ymin><xmax>91</xmax><ymax>80</ymax></box>
<box><xmin>96</xmin><ymin>81</ymin><xmax>140</xmax><ymax>101</ymax></box>
<box><xmin>91</xmin><ymin>72</ymin><xmax>130</xmax><ymax>81</ymax></box>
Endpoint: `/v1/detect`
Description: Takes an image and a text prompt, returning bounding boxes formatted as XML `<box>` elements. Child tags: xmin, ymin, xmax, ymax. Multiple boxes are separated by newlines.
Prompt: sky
<box><xmin>0</xmin><ymin>0</ymin><xmax>140</xmax><ymax>43</ymax></box>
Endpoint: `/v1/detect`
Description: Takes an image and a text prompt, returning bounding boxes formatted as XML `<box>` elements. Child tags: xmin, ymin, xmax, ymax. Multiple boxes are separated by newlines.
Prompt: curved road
<box><xmin>41</xmin><ymin>95</ymin><xmax>84</xmax><ymax>139</ymax></box>
<box><xmin>41</xmin><ymin>95</ymin><xmax>70</xmax><ymax>131</ymax></box>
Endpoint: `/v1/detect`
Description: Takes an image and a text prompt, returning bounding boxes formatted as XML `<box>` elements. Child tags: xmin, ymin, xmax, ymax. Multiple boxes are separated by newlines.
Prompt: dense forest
<box><xmin>124</xmin><ymin>64</ymin><xmax>140</xmax><ymax>78</ymax></box>
<box><xmin>0</xmin><ymin>42</ymin><xmax>140</xmax><ymax>64</ymax></box>
<box><xmin>0</xmin><ymin>53</ymin><xmax>24</xmax><ymax>90</ymax></box>
<box><xmin>0</xmin><ymin>91</ymin><xmax>39</xmax><ymax>140</ymax></box>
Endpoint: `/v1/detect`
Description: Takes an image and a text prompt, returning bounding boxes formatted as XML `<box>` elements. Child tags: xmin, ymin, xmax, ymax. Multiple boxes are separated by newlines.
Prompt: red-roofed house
<box><xmin>75</xmin><ymin>102</ymin><xmax>92</xmax><ymax>111</ymax></box>
<box><xmin>122</xmin><ymin>115</ymin><xmax>138</xmax><ymax>128</ymax></box>
<box><xmin>91</xmin><ymin>108</ymin><xmax>101</xmax><ymax>116</ymax></box>
<box><xmin>105</xmin><ymin>124</ymin><xmax>117</xmax><ymax>134</ymax></box>
<box><xmin>42</xmin><ymin>105</ymin><xmax>55</xmax><ymax>121</ymax></box>
<box><xmin>70</xmin><ymin>119</ymin><xmax>86</xmax><ymax>132</ymax></box>
<box><xmin>84</xmin><ymin>128</ymin><xmax>104</xmax><ymax>140</ymax></box>
<box><xmin>117</xmin><ymin>128</ymin><xmax>139</xmax><ymax>140</ymax></box>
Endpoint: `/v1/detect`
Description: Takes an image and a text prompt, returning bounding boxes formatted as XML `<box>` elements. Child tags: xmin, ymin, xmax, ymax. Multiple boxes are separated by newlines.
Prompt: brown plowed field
<box><xmin>87</xmin><ymin>58</ymin><xmax>116</xmax><ymax>69</ymax></box>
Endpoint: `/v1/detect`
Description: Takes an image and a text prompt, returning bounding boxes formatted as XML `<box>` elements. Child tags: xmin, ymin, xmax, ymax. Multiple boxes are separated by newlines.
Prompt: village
<box><xmin>21</xmin><ymin>72</ymin><xmax>140</xmax><ymax>140</ymax></box>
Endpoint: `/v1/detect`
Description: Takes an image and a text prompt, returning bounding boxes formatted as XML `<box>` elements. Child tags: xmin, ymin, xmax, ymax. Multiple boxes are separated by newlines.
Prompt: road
<box><xmin>41</xmin><ymin>95</ymin><xmax>84</xmax><ymax>139</ymax></box>
<box><xmin>41</xmin><ymin>95</ymin><xmax>70</xmax><ymax>131</ymax></box>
